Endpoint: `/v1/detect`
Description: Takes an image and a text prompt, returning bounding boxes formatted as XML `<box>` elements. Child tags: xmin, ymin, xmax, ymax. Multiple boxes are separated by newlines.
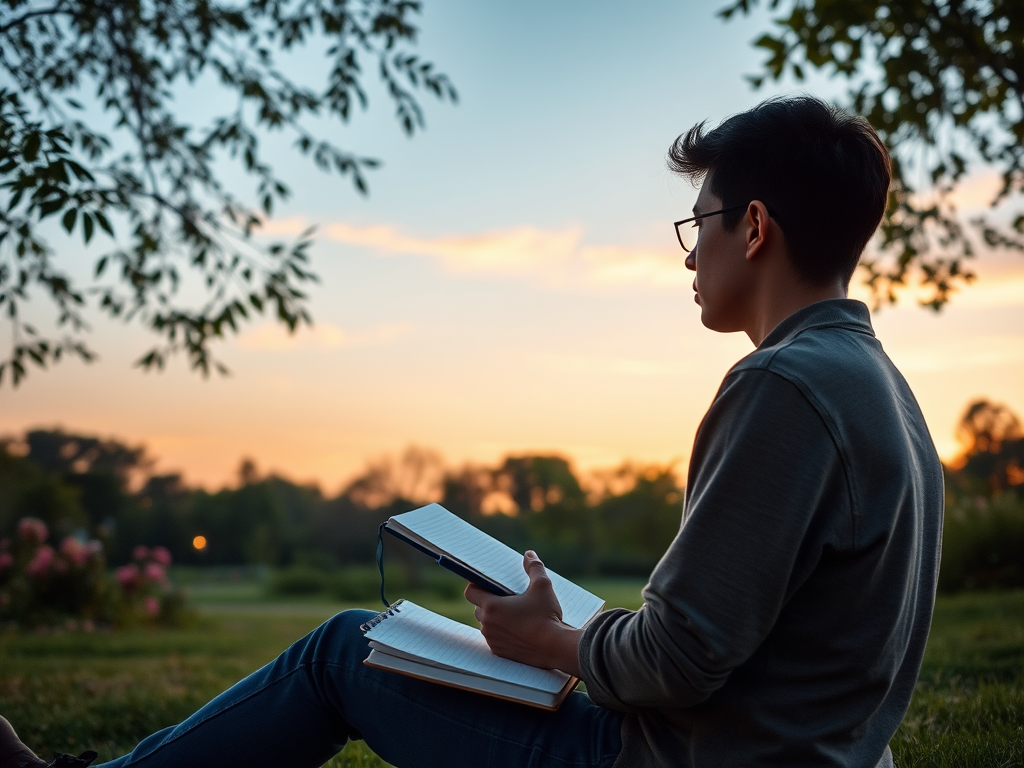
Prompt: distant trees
<box><xmin>950</xmin><ymin>398</ymin><xmax>1024</xmax><ymax>494</ymax></box>
<box><xmin>942</xmin><ymin>398</ymin><xmax>1024</xmax><ymax>592</ymax></box>
<box><xmin>0</xmin><ymin>430</ymin><xmax>685</xmax><ymax>578</ymax></box>
<box><xmin>3</xmin><ymin>411</ymin><xmax>1021</xmax><ymax>590</ymax></box>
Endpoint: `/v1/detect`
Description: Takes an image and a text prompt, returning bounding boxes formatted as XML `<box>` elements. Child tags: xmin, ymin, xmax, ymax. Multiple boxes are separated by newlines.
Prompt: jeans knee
<box><xmin>312</xmin><ymin>609</ymin><xmax>376</xmax><ymax>665</ymax></box>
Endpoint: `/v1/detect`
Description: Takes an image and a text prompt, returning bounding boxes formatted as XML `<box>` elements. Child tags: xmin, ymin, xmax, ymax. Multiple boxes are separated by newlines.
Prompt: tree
<box><xmin>343</xmin><ymin>445</ymin><xmax>445</xmax><ymax>508</ymax></box>
<box><xmin>956</xmin><ymin>398</ymin><xmax>1022</xmax><ymax>457</ymax></box>
<box><xmin>721</xmin><ymin>0</ymin><xmax>1023</xmax><ymax>309</ymax></box>
<box><xmin>952</xmin><ymin>398</ymin><xmax>1024</xmax><ymax>493</ymax></box>
<box><xmin>0</xmin><ymin>0</ymin><xmax>457</xmax><ymax>385</ymax></box>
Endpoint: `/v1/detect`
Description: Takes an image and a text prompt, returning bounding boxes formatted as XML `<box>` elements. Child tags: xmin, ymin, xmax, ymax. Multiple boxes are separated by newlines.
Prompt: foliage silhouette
<box><xmin>722</xmin><ymin>0</ymin><xmax>1024</xmax><ymax>308</ymax></box>
<box><xmin>0</xmin><ymin>0</ymin><xmax>457</xmax><ymax>385</ymax></box>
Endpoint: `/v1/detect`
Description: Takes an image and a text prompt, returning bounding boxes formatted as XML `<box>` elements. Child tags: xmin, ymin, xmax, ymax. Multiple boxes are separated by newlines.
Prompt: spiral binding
<box><xmin>360</xmin><ymin>599</ymin><xmax>405</xmax><ymax>632</ymax></box>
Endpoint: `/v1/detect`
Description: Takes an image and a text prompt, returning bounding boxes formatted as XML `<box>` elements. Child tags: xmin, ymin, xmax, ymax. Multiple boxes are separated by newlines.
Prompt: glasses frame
<box><xmin>673</xmin><ymin>204</ymin><xmax>749</xmax><ymax>253</ymax></box>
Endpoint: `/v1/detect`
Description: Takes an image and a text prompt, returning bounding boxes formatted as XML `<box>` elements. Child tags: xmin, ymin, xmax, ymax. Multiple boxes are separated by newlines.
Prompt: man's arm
<box><xmin>580</xmin><ymin>369</ymin><xmax>848</xmax><ymax>710</ymax></box>
<box><xmin>465</xmin><ymin>551</ymin><xmax>584</xmax><ymax>677</ymax></box>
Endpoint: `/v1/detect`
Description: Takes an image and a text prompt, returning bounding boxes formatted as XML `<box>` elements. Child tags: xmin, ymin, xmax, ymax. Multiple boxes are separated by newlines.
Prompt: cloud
<box><xmin>260</xmin><ymin>217</ymin><xmax>691</xmax><ymax>291</ymax></box>
<box><xmin>580</xmin><ymin>245</ymin><xmax>691</xmax><ymax>287</ymax></box>
<box><xmin>324</xmin><ymin>222</ymin><xmax>584</xmax><ymax>276</ymax></box>
<box><xmin>237</xmin><ymin>321</ymin><xmax>412</xmax><ymax>351</ymax></box>
<box><xmin>887</xmin><ymin>335</ymin><xmax>1024</xmax><ymax>373</ymax></box>
<box><xmin>261</xmin><ymin>214</ymin><xmax>1022</xmax><ymax>301</ymax></box>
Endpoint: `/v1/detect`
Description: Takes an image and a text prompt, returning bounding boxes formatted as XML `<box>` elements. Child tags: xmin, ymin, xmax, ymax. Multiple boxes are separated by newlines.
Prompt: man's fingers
<box><xmin>465</xmin><ymin>582</ymin><xmax>490</xmax><ymax>606</ymax></box>
<box><xmin>523</xmin><ymin>550</ymin><xmax>554</xmax><ymax>590</ymax></box>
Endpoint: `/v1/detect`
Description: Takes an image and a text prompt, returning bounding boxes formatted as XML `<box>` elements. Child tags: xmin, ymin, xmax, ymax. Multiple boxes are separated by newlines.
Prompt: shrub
<box><xmin>939</xmin><ymin>493</ymin><xmax>1024</xmax><ymax>592</ymax></box>
<box><xmin>113</xmin><ymin>544</ymin><xmax>191</xmax><ymax>627</ymax></box>
<box><xmin>0</xmin><ymin>517</ymin><xmax>189</xmax><ymax>628</ymax></box>
<box><xmin>269</xmin><ymin>564</ymin><xmax>333</xmax><ymax>596</ymax></box>
<box><xmin>331</xmin><ymin>566</ymin><xmax>385</xmax><ymax>602</ymax></box>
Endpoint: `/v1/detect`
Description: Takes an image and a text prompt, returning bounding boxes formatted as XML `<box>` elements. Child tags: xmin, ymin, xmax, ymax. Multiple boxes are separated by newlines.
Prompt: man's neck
<box><xmin>746</xmin><ymin>280</ymin><xmax>847</xmax><ymax>347</ymax></box>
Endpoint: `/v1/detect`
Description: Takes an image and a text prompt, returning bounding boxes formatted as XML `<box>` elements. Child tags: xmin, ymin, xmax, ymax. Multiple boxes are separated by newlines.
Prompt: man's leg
<box><xmin>95</xmin><ymin>610</ymin><xmax>624</xmax><ymax>768</ymax></box>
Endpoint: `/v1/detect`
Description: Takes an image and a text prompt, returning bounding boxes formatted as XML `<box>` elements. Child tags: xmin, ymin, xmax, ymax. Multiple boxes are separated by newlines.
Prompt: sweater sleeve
<box><xmin>579</xmin><ymin>368</ymin><xmax>850</xmax><ymax>710</ymax></box>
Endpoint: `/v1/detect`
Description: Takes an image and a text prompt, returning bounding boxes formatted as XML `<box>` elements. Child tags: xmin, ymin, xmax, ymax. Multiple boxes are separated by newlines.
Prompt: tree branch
<box><xmin>0</xmin><ymin>3</ymin><xmax>71</xmax><ymax>36</ymax></box>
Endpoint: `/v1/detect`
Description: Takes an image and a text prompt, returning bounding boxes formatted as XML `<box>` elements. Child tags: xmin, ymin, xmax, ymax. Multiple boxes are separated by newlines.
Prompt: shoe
<box><xmin>46</xmin><ymin>753</ymin><xmax>98</xmax><ymax>768</ymax></box>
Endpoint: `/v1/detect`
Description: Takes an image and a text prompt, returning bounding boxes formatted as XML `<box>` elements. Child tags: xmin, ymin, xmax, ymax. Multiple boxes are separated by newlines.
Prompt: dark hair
<box><xmin>667</xmin><ymin>95</ymin><xmax>891</xmax><ymax>287</ymax></box>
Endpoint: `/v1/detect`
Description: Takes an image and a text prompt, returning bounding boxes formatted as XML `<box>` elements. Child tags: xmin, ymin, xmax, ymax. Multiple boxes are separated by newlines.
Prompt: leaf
<box><xmin>82</xmin><ymin>213</ymin><xmax>94</xmax><ymax>244</ymax></box>
<box><xmin>62</xmin><ymin>208</ymin><xmax>77</xmax><ymax>234</ymax></box>
<box><xmin>95</xmin><ymin>210</ymin><xmax>114</xmax><ymax>236</ymax></box>
<box><xmin>22</xmin><ymin>132</ymin><xmax>41</xmax><ymax>163</ymax></box>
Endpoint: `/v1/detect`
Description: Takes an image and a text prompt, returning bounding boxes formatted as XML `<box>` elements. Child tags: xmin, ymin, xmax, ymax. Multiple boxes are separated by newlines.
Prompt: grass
<box><xmin>890</xmin><ymin>590</ymin><xmax>1024</xmax><ymax>767</ymax></box>
<box><xmin>0</xmin><ymin>581</ymin><xmax>1020</xmax><ymax>767</ymax></box>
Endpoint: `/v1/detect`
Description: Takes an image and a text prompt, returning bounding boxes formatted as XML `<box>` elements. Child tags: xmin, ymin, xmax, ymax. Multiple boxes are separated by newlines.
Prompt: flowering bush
<box><xmin>0</xmin><ymin>517</ymin><xmax>188</xmax><ymax>629</ymax></box>
<box><xmin>112</xmin><ymin>544</ymin><xmax>188</xmax><ymax>626</ymax></box>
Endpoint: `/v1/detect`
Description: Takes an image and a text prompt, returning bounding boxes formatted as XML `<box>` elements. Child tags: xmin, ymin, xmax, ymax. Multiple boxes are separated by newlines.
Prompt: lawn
<box><xmin>0</xmin><ymin>581</ymin><xmax>1020</xmax><ymax>767</ymax></box>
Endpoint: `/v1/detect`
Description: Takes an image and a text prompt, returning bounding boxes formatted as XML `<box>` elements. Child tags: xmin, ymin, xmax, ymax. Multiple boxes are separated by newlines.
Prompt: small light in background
<box><xmin>192</xmin><ymin>535</ymin><xmax>207</xmax><ymax>551</ymax></box>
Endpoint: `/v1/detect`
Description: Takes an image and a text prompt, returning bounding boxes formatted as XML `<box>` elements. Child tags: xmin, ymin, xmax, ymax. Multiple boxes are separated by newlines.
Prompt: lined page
<box><xmin>390</xmin><ymin>504</ymin><xmax>605</xmax><ymax>628</ymax></box>
<box><xmin>364</xmin><ymin>601</ymin><xmax>570</xmax><ymax>693</ymax></box>
<box><xmin>392</xmin><ymin>504</ymin><xmax>528</xmax><ymax>592</ymax></box>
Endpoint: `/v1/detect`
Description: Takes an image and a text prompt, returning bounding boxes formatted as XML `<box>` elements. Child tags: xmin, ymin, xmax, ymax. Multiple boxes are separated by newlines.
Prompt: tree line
<box><xmin>1</xmin><ymin>397</ymin><xmax>1021</xmax><ymax>587</ymax></box>
<box><xmin>0</xmin><ymin>436</ymin><xmax>684</xmax><ymax>579</ymax></box>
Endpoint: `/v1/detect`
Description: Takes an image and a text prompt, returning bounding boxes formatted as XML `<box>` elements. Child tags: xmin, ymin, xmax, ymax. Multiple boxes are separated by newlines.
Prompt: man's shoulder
<box><xmin>726</xmin><ymin>304</ymin><xmax>913</xmax><ymax>443</ymax></box>
<box><xmin>731</xmin><ymin>300</ymin><xmax>888</xmax><ymax>394</ymax></box>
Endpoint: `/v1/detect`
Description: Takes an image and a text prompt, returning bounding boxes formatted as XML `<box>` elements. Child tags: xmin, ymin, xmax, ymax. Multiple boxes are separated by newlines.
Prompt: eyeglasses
<box><xmin>673</xmin><ymin>204</ymin><xmax>748</xmax><ymax>252</ymax></box>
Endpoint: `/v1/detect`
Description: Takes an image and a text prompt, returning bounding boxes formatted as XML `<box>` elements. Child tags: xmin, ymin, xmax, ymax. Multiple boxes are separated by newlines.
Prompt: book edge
<box><xmin>364</xmin><ymin>650</ymin><xmax>578</xmax><ymax>711</ymax></box>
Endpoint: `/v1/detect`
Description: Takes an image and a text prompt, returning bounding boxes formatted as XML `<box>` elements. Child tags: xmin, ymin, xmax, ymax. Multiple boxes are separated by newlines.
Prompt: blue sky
<box><xmin>3</xmin><ymin>0</ymin><xmax>1023</xmax><ymax>490</ymax></box>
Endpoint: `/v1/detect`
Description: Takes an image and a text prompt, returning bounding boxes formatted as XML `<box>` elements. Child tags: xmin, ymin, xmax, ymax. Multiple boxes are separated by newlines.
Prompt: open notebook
<box><xmin>381</xmin><ymin>503</ymin><xmax>605</xmax><ymax>629</ymax></box>
<box><xmin>365</xmin><ymin>503</ymin><xmax>606</xmax><ymax>708</ymax></box>
<box><xmin>362</xmin><ymin>600</ymin><xmax>580</xmax><ymax>710</ymax></box>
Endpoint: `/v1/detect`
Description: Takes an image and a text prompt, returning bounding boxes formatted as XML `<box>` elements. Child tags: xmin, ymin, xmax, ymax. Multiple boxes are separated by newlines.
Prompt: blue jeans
<box><xmin>96</xmin><ymin>610</ymin><xmax>624</xmax><ymax>768</ymax></box>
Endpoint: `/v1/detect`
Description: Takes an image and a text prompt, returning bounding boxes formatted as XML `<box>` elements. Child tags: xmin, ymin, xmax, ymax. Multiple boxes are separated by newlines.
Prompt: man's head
<box><xmin>668</xmin><ymin>96</ymin><xmax>891</xmax><ymax>288</ymax></box>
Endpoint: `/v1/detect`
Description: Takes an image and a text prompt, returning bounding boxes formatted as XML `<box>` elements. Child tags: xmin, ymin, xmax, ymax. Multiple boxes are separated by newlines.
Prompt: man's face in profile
<box><xmin>684</xmin><ymin>182</ymin><xmax>755</xmax><ymax>335</ymax></box>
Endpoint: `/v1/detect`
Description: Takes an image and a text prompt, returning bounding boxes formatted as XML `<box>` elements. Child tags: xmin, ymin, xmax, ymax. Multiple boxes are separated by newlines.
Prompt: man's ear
<box><xmin>743</xmin><ymin>201</ymin><xmax>771</xmax><ymax>261</ymax></box>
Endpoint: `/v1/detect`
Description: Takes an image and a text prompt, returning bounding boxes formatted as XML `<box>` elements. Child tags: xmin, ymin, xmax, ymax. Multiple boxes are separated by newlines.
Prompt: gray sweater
<box><xmin>579</xmin><ymin>299</ymin><xmax>943</xmax><ymax>767</ymax></box>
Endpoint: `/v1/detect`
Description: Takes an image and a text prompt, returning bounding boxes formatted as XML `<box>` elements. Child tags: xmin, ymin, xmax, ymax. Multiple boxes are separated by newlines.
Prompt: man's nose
<box><xmin>684</xmin><ymin>248</ymin><xmax>696</xmax><ymax>271</ymax></box>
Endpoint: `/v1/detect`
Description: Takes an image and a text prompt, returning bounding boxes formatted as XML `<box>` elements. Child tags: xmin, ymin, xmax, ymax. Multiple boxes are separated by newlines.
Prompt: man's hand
<box><xmin>464</xmin><ymin>551</ymin><xmax>583</xmax><ymax>676</ymax></box>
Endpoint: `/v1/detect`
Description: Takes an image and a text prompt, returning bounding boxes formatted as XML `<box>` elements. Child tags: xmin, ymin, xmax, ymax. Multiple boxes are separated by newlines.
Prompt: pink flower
<box><xmin>116</xmin><ymin>563</ymin><xmax>140</xmax><ymax>590</ymax></box>
<box><xmin>132</xmin><ymin>545</ymin><xmax>150</xmax><ymax>562</ymax></box>
<box><xmin>0</xmin><ymin>552</ymin><xmax>12</xmax><ymax>571</ymax></box>
<box><xmin>18</xmin><ymin>518</ymin><xmax>48</xmax><ymax>545</ymax></box>
<box><xmin>144</xmin><ymin>562</ymin><xmax>168</xmax><ymax>585</ymax></box>
<box><xmin>25</xmin><ymin>545</ymin><xmax>55</xmax><ymax>577</ymax></box>
<box><xmin>150</xmin><ymin>546</ymin><xmax>172</xmax><ymax>566</ymax></box>
<box><xmin>143</xmin><ymin>596</ymin><xmax>160</xmax><ymax>617</ymax></box>
<box><xmin>60</xmin><ymin>537</ymin><xmax>89</xmax><ymax>567</ymax></box>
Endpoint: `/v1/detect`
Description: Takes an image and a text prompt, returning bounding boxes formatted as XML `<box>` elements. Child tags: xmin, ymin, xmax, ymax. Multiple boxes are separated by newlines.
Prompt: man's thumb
<box><xmin>524</xmin><ymin>550</ymin><xmax>548</xmax><ymax>580</ymax></box>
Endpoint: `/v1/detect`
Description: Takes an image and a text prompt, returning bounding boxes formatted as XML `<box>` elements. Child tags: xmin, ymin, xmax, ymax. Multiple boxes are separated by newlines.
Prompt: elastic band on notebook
<box><xmin>376</xmin><ymin>521</ymin><xmax>390</xmax><ymax>608</ymax></box>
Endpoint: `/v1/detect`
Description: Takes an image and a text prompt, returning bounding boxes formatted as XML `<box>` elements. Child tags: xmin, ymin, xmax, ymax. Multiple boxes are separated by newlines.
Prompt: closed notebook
<box><xmin>361</xmin><ymin>600</ymin><xmax>579</xmax><ymax>710</ymax></box>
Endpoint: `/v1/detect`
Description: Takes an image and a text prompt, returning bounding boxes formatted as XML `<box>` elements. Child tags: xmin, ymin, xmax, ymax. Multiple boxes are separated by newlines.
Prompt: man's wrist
<box><xmin>548</xmin><ymin>623</ymin><xmax>583</xmax><ymax>677</ymax></box>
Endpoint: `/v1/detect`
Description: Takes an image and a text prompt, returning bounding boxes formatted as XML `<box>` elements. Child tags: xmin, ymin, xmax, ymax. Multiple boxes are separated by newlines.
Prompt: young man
<box><xmin>3</xmin><ymin>96</ymin><xmax>942</xmax><ymax>768</ymax></box>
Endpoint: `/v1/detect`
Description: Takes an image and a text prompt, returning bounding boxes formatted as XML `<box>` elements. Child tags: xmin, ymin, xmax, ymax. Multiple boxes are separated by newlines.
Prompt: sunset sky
<box><xmin>3</xmin><ymin>0</ymin><xmax>1023</xmax><ymax>492</ymax></box>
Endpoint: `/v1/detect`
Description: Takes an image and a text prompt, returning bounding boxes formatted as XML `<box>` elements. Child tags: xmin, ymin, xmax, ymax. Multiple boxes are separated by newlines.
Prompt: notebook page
<box><xmin>391</xmin><ymin>504</ymin><xmax>529</xmax><ymax>592</ymax></box>
<box><xmin>364</xmin><ymin>601</ymin><xmax>570</xmax><ymax>694</ymax></box>
<box><xmin>547</xmin><ymin>571</ymin><xmax>606</xmax><ymax>629</ymax></box>
<box><xmin>391</xmin><ymin>504</ymin><xmax>605</xmax><ymax>628</ymax></box>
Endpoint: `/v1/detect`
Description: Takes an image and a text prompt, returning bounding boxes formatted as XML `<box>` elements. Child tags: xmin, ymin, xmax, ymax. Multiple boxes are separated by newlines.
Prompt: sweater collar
<box><xmin>757</xmin><ymin>298</ymin><xmax>874</xmax><ymax>350</ymax></box>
